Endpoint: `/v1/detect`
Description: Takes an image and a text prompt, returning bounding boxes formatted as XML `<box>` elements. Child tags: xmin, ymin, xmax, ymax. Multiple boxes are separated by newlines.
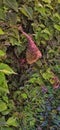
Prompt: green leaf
<box><xmin>35</xmin><ymin>6</ymin><xmax>46</xmax><ymax>16</ymax></box>
<box><xmin>25</xmin><ymin>6</ymin><xmax>33</xmax><ymax>19</ymax></box>
<box><xmin>41</xmin><ymin>28</ymin><xmax>51</xmax><ymax>36</ymax></box>
<box><xmin>9</xmin><ymin>28</ymin><xmax>21</xmax><ymax>45</ymax></box>
<box><xmin>6</xmin><ymin>11</ymin><xmax>17</xmax><ymax>25</ymax></box>
<box><xmin>0</xmin><ymin>0</ymin><xmax>3</xmax><ymax>7</ymax></box>
<box><xmin>0</xmin><ymin>28</ymin><xmax>4</xmax><ymax>35</ymax></box>
<box><xmin>54</xmin><ymin>65</ymin><xmax>60</xmax><ymax>73</ymax></box>
<box><xmin>2</xmin><ymin>95</ymin><xmax>8</xmax><ymax>103</ymax></box>
<box><xmin>45</xmin><ymin>4</ymin><xmax>53</xmax><ymax>10</ymax></box>
<box><xmin>3</xmin><ymin>0</ymin><xmax>18</xmax><ymax>12</ymax></box>
<box><xmin>41</xmin><ymin>33</ymin><xmax>49</xmax><ymax>40</ymax></box>
<box><xmin>54</xmin><ymin>24</ymin><xmax>60</xmax><ymax>31</ymax></box>
<box><xmin>58</xmin><ymin>0</ymin><xmax>60</xmax><ymax>3</ymax></box>
<box><xmin>19</xmin><ymin>7</ymin><xmax>28</xmax><ymax>17</ymax></box>
<box><xmin>42</xmin><ymin>69</ymin><xmax>54</xmax><ymax>80</ymax></box>
<box><xmin>9</xmin><ymin>36</ymin><xmax>21</xmax><ymax>46</ymax></box>
<box><xmin>0</xmin><ymin>72</ymin><xmax>9</xmax><ymax>93</ymax></box>
<box><xmin>0</xmin><ymin>100</ymin><xmax>7</xmax><ymax>112</ymax></box>
<box><xmin>20</xmin><ymin>5</ymin><xmax>33</xmax><ymax>19</ymax></box>
<box><xmin>1</xmin><ymin>127</ymin><xmax>13</xmax><ymax>130</ymax></box>
<box><xmin>0</xmin><ymin>9</ymin><xmax>5</xmax><ymax>20</ymax></box>
<box><xmin>0</xmin><ymin>50</ymin><xmax>6</xmax><ymax>57</ymax></box>
<box><xmin>29</xmin><ymin>77</ymin><xmax>36</xmax><ymax>84</ymax></box>
<box><xmin>0</xmin><ymin>63</ymin><xmax>16</xmax><ymax>74</ymax></box>
<box><xmin>6</xmin><ymin>117</ymin><xmax>18</xmax><ymax>127</ymax></box>
<box><xmin>21</xmin><ymin>93</ymin><xmax>28</xmax><ymax>99</ymax></box>
<box><xmin>0</xmin><ymin>117</ymin><xmax>6</xmax><ymax>127</ymax></box>
<box><xmin>53</xmin><ymin>13</ymin><xmax>60</xmax><ymax>21</ymax></box>
<box><xmin>42</xmin><ymin>0</ymin><xmax>51</xmax><ymax>3</ymax></box>
<box><xmin>30</xmin><ymin>118</ymin><xmax>35</xmax><ymax>126</ymax></box>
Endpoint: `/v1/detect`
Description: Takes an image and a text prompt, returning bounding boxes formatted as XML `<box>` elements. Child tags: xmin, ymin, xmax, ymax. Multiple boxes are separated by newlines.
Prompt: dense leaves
<box><xmin>0</xmin><ymin>0</ymin><xmax>60</xmax><ymax>130</ymax></box>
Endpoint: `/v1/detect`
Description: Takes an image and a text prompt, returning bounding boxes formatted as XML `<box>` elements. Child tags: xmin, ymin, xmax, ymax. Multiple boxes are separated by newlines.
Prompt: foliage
<box><xmin>0</xmin><ymin>0</ymin><xmax>60</xmax><ymax>130</ymax></box>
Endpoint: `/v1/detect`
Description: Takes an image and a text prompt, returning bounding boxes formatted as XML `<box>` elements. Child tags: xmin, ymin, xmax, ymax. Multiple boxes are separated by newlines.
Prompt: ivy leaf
<box><xmin>41</xmin><ymin>33</ymin><xmax>49</xmax><ymax>40</ymax></box>
<box><xmin>0</xmin><ymin>9</ymin><xmax>5</xmax><ymax>20</ymax></box>
<box><xmin>0</xmin><ymin>50</ymin><xmax>6</xmax><ymax>57</ymax></box>
<box><xmin>42</xmin><ymin>69</ymin><xmax>54</xmax><ymax>80</ymax></box>
<box><xmin>3</xmin><ymin>0</ymin><xmax>18</xmax><ymax>12</ymax></box>
<box><xmin>53</xmin><ymin>13</ymin><xmax>60</xmax><ymax>21</ymax></box>
<box><xmin>54</xmin><ymin>24</ymin><xmax>60</xmax><ymax>31</ymax></box>
<box><xmin>0</xmin><ymin>28</ymin><xmax>5</xmax><ymax>35</ymax></box>
<box><xmin>0</xmin><ymin>72</ymin><xmax>9</xmax><ymax>93</ymax></box>
<box><xmin>0</xmin><ymin>117</ymin><xmax>6</xmax><ymax>127</ymax></box>
<box><xmin>0</xmin><ymin>63</ymin><xmax>16</xmax><ymax>75</ymax></box>
<box><xmin>42</xmin><ymin>0</ymin><xmax>51</xmax><ymax>3</ymax></box>
<box><xmin>0</xmin><ymin>0</ymin><xmax>3</xmax><ymax>7</ymax></box>
<box><xmin>41</xmin><ymin>28</ymin><xmax>51</xmax><ymax>36</ymax></box>
<box><xmin>0</xmin><ymin>100</ymin><xmax>7</xmax><ymax>112</ymax></box>
<box><xmin>6</xmin><ymin>11</ymin><xmax>17</xmax><ymax>25</ymax></box>
<box><xmin>35</xmin><ymin>6</ymin><xmax>46</xmax><ymax>16</ymax></box>
<box><xmin>6</xmin><ymin>117</ymin><xmax>18</xmax><ymax>127</ymax></box>
<box><xmin>54</xmin><ymin>65</ymin><xmax>60</xmax><ymax>73</ymax></box>
<box><xmin>20</xmin><ymin>5</ymin><xmax>33</xmax><ymax>20</ymax></box>
<box><xmin>21</xmin><ymin>93</ymin><xmax>28</xmax><ymax>99</ymax></box>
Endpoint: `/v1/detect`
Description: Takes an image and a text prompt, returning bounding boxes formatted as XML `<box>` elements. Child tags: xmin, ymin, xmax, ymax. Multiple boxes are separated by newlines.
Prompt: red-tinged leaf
<box><xmin>18</xmin><ymin>26</ymin><xmax>42</xmax><ymax>64</ymax></box>
<box><xmin>52</xmin><ymin>76</ymin><xmax>60</xmax><ymax>89</ymax></box>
